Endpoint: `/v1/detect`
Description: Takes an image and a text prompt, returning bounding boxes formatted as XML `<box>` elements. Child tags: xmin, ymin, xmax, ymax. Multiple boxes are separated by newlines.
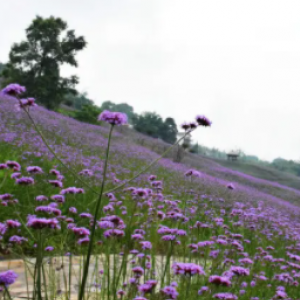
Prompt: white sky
<box><xmin>1</xmin><ymin>0</ymin><xmax>300</xmax><ymax>161</ymax></box>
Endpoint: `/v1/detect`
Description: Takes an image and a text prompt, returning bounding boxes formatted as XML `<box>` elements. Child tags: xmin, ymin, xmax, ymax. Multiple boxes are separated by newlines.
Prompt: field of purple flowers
<box><xmin>1</xmin><ymin>85</ymin><xmax>300</xmax><ymax>300</ymax></box>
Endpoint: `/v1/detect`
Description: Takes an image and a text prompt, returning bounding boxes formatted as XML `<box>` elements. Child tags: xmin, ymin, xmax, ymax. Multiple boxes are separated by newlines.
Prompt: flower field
<box><xmin>0</xmin><ymin>86</ymin><xmax>300</xmax><ymax>300</ymax></box>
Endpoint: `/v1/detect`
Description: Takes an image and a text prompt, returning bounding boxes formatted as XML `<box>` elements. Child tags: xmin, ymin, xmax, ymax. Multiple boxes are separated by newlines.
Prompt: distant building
<box><xmin>227</xmin><ymin>151</ymin><xmax>240</xmax><ymax>161</ymax></box>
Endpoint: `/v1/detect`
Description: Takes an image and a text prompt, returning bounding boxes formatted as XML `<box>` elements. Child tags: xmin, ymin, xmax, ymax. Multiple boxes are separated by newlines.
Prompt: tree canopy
<box><xmin>133</xmin><ymin>112</ymin><xmax>178</xmax><ymax>144</ymax></box>
<box><xmin>2</xmin><ymin>16</ymin><xmax>86</xmax><ymax>109</ymax></box>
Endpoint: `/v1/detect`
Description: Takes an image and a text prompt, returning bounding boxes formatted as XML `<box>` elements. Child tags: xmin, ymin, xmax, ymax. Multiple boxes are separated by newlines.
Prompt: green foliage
<box><xmin>133</xmin><ymin>112</ymin><xmax>178</xmax><ymax>144</ymax></box>
<box><xmin>64</xmin><ymin>92</ymin><xmax>94</xmax><ymax>110</ymax></box>
<box><xmin>0</xmin><ymin>62</ymin><xmax>5</xmax><ymax>74</ymax></box>
<box><xmin>74</xmin><ymin>103</ymin><xmax>102</xmax><ymax>124</ymax></box>
<box><xmin>271</xmin><ymin>158</ymin><xmax>300</xmax><ymax>176</ymax></box>
<box><xmin>100</xmin><ymin>101</ymin><xmax>137</xmax><ymax>124</ymax></box>
<box><xmin>2</xmin><ymin>16</ymin><xmax>87</xmax><ymax>109</ymax></box>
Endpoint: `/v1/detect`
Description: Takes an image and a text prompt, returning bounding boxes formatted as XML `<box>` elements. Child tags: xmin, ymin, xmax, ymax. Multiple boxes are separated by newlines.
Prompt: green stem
<box><xmin>36</xmin><ymin>231</ymin><xmax>43</xmax><ymax>300</ymax></box>
<box><xmin>4</xmin><ymin>286</ymin><xmax>13</xmax><ymax>300</ymax></box>
<box><xmin>78</xmin><ymin>125</ymin><xmax>114</xmax><ymax>300</ymax></box>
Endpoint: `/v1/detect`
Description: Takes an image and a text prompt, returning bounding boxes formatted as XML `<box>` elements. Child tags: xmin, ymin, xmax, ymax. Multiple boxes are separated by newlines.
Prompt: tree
<box><xmin>0</xmin><ymin>62</ymin><xmax>5</xmax><ymax>75</ymax></box>
<box><xmin>160</xmin><ymin>117</ymin><xmax>178</xmax><ymax>144</ymax></box>
<box><xmin>133</xmin><ymin>112</ymin><xmax>178</xmax><ymax>144</ymax></box>
<box><xmin>74</xmin><ymin>103</ymin><xmax>102</xmax><ymax>125</ymax></box>
<box><xmin>64</xmin><ymin>92</ymin><xmax>93</xmax><ymax>110</ymax></box>
<box><xmin>2</xmin><ymin>16</ymin><xmax>87</xmax><ymax>109</ymax></box>
<box><xmin>133</xmin><ymin>112</ymin><xmax>163</xmax><ymax>138</ymax></box>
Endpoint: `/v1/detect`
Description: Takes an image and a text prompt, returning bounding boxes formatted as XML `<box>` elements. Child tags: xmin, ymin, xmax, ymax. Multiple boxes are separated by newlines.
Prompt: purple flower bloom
<box><xmin>69</xmin><ymin>207</ymin><xmax>77</xmax><ymax>214</ymax></box>
<box><xmin>16</xmin><ymin>177</ymin><xmax>34</xmax><ymax>185</ymax></box>
<box><xmin>6</xmin><ymin>161</ymin><xmax>21</xmax><ymax>171</ymax></box>
<box><xmin>213</xmin><ymin>293</ymin><xmax>238</xmax><ymax>300</ymax></box>
<box><xmin>209</xmin><ymin>275</ymin><xmax>231</xmax><ymax>286</ymax></box>
<box><xmin>227</xmin><ymin>183</ymin><xmax>235</xmax><ymax>190</ymax></box>
<box><xmin>104</xmin><ymin>229</ymin><xmax>125</xmax><ymax>238</ymax></box>
<box><xmin>27</xmin><ymin>166</ymin><xmax>43</xmax><ymax>174</ymax></box>
<box><xmin>229</xmin><ymin>266</ymin><xmax>250</xmax><ymax>276</ymax></box>
<box><xmin>6</xmin><ymin>220</ymin><xmax>21</xmax><ymax>228</ymax></box>
<box><xmin>0</xmin><ymin>270</ymin><xmax>18</xmax><ymax>286</ymax></box>
<box><xmin>78</xmin><ymin>236</ymin><xmax>90</xmax><ymax>245</ymax></box>
<box><xmin>1</xmin><ymin>83</ymin><xmax>26</xmax><ymax>96</ymax></box>
<box><xmin>195</xmin><ymin>115</ymin><xmax>212</xmax><ymax>127</ymax></box>
<box><xmin>60</xmin><ymin>187</ymin><xmax>84</xmax><ymax>194</ymax></box>
<box><xmin>9</xmin><ymin>235</ymin><xmax>28</xmax><ymax>244</ymax></box>
<box><xmin>49</xmin><ymin>180</ymin><xmax>63</xmax><ymax>188</ymax></box>
<box><xmin>72</xmin><ymin>227</ymin><xmax>90</xmax><ymax>236</ymax></box>
<box><xmin>172</xmin><ymin>262</ymin><xmax>205</xmax><ymax>276</ymax></box>
<box><xmin>140</xmin><ymin>241</ymin><xmax>152</xmax><ymax>250</ymax></box>
<box><xmin>98</xmin><ymin>110</ymin><xmax>128</xmax><ymax>126</ymax></box>
<box><xmin>45</xmin><ymin>246</ymin><xmax>54</xmax><ymax>252</ymax></box>
<box><xmin>161</xmin><ymin>285</ymin><xmax>179</xmax><ymax>299</ymax></box>
<box><xmin>27</xmin><ymin>216</ymin><xmax>60</xmax><ymax>230</ymax></box>
<box><xmin>36</xmin><ymin>195</ymin><xmax>48</xmax><ymax>202</ymax></box>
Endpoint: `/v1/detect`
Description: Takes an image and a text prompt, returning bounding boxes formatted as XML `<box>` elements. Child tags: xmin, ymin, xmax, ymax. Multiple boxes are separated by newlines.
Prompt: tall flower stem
<box><xmin>78</xmin><ymin>125</ymin><xmax>114</xmax><ymax>300</ymax></box>
<box><xmin>36</xmin><ymin>231</ymin><xmax>43</xmax><ymax>300</ymax></box>
<box><xmin>4</xmin><ymin>286</ymin><xmax>13</xmax><ymax>300</ymax></box>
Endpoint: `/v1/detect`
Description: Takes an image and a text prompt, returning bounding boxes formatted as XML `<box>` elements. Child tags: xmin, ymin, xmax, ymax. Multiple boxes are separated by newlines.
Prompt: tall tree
<box><xmin>133</xmin><ymin>112</ymin><xmax>178</xmax><ymax>144</ymax></box>
<box><xmin>2</xmin><ymin>16</ymin><xmax>86</xmax><ymax>109</ymax></box>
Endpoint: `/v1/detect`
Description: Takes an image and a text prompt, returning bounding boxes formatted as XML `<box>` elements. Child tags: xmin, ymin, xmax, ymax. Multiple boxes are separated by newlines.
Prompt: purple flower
<box><xmin>27</xmin><ymin>216</ymin><xmax>60</xmax><ymax>229</ymax></box>
<box><xmin>9</xmin><ymin>235</ymin><xmax>28</xmax><ymax>244</ymax></box>
<box><xmin>209</xmin><ymin>275</ymin><xmax>231</xmax><ymax>286</ymax></box>
<box><xmin>140</xmin><ymin>241</ymin><xmax>152</xmax><ymax>250</ymax></box>
<box><xmin>36</xmin><ymin>195</ymin><xmax>48</xmax><ymax>202</ymax></box>
<box><xmin>49</xmin><ymin>180</ymin><xmax>63</xmax><ymax>188</ymax></box>
<box><xmin>45</xmin><ymin>246</ymin><xmax>54</xmax><ymax>252</ymax></box>
<box><xmin>229</xmin><ymin>266</ymin><xmax>250</xmax><ymax>276</ymax></box>
<box><xmin>161</xmin><ymin>285</ymin><xmax>179</xmax><ymax>299</ymax></box>
<box><xmin>26</xmin><ymin>166</ymin><xmax>43</xmax><ymax>174</ymax></box>
<box><xmin>35</xmin><ymin>206</ymin><xmax>61</xmax><ymax>216</ymax></box>
<box><xmin>0</xmin><ymin>194</ymin><xmax>13</xmax><ymax>201</ymax></box>
<box><xmin>0</xmin><ymin>163</ymin><xmax>8</xmax><ymax>170</ymax></box>
<box><xmin>60</xmin><ymin>187</ymin><xmax>84</xmax><ymax>195</ymax></box>
<box><xmin>6</xmin><ymin>220</ymin><xmax>21</xmax><ymax>228</ymax></box>
<box><xmin>227</xmin><ymin>183</ymin><xmax>235</xmax><ymax>190</ymax></box>
<box><xmin>104</xmin><ymin>229</ymin><xmax>125</xmax><ymax>238</ymax></box>
<box><xmin>0</xmin><ymin>223</ymin><xmax>7</xmax><ymax>235</ymax></box>
<box><xmin>172</xmin><ymin>262</ymin><xmax>205</xmax><ymax>276</ymax></box>
<box><xmin>1</xmin><ymin>83</ymin><xmax>26</xmax><ymax>96</ymax></box>
<box><xmin>0</xmin><ymin>270</ymin><xmax>18</xmax><ymax>286</ymax></box>
<box><xmin>16</xmin><ymin>177</ymin><xmax>34</xmax><ymax>185</ymax></box>
<box><xmin>213</xmin><ymin>293</ymin><xmax>238</xmax><ymax>300</ymax></box>
<box><xmin>78</xmin><ymin>236</ymin><xmax>90</xmax><ymax>245</ymax></box>
<box><xmin>198</xmin><ymin>286</ymin><xmax>209</xmax><ymax>295</ymax></box>
<box><xmin>195</xmin><ymin>115</ymin><xmax>212</xmax><ymax>127</ymax></box>
<box><xmin>6</xmin><ymin>161</ymin><xmax>21</xmax><ymax>171</ymax></box>
<box><xmin>181</xmin><ymin>122</ymin><xmax>190</xmax><ymax>131</ymax></box>
<box><xmin>98</xmin><ymin>110</ymin><xmax>128</xmax><ymax>126</ymax></box>
<box><xmin>72</xmin><ymin>227</ymin><xmax>90</xmax><ymax>236</ymax></box>
<box><xmin>132</xmin><ymin>266</ymin><xmax>144</xmax><ymax>277</ymax></box>
<box><xmin>69</xmin><ymin>207</ymin><xmax>77</xmax><ymax>214</ymax></box>
<box><xmin>51</xmin><ymin>195</ymin><xmax>65</xmax><ymax>203</ymax></box>
<box><xmin>79</xmin><ymin>212</ymin><xmax>93</xmax><ymax>219</ymax></box>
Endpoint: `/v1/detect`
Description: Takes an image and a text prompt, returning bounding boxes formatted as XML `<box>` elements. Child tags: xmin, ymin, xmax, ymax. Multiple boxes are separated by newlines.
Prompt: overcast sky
<box><xmin>1</xmin><ymin>0</ymin><xmax>300</xmax><ymax>161</ymax></box>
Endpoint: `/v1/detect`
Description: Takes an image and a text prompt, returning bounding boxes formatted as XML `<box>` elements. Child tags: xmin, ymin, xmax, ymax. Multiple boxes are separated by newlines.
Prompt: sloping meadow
<box><xmin>1</xmin><ymin>95</ymin><xmax>300</xmax><ymax>299</ymax></box>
